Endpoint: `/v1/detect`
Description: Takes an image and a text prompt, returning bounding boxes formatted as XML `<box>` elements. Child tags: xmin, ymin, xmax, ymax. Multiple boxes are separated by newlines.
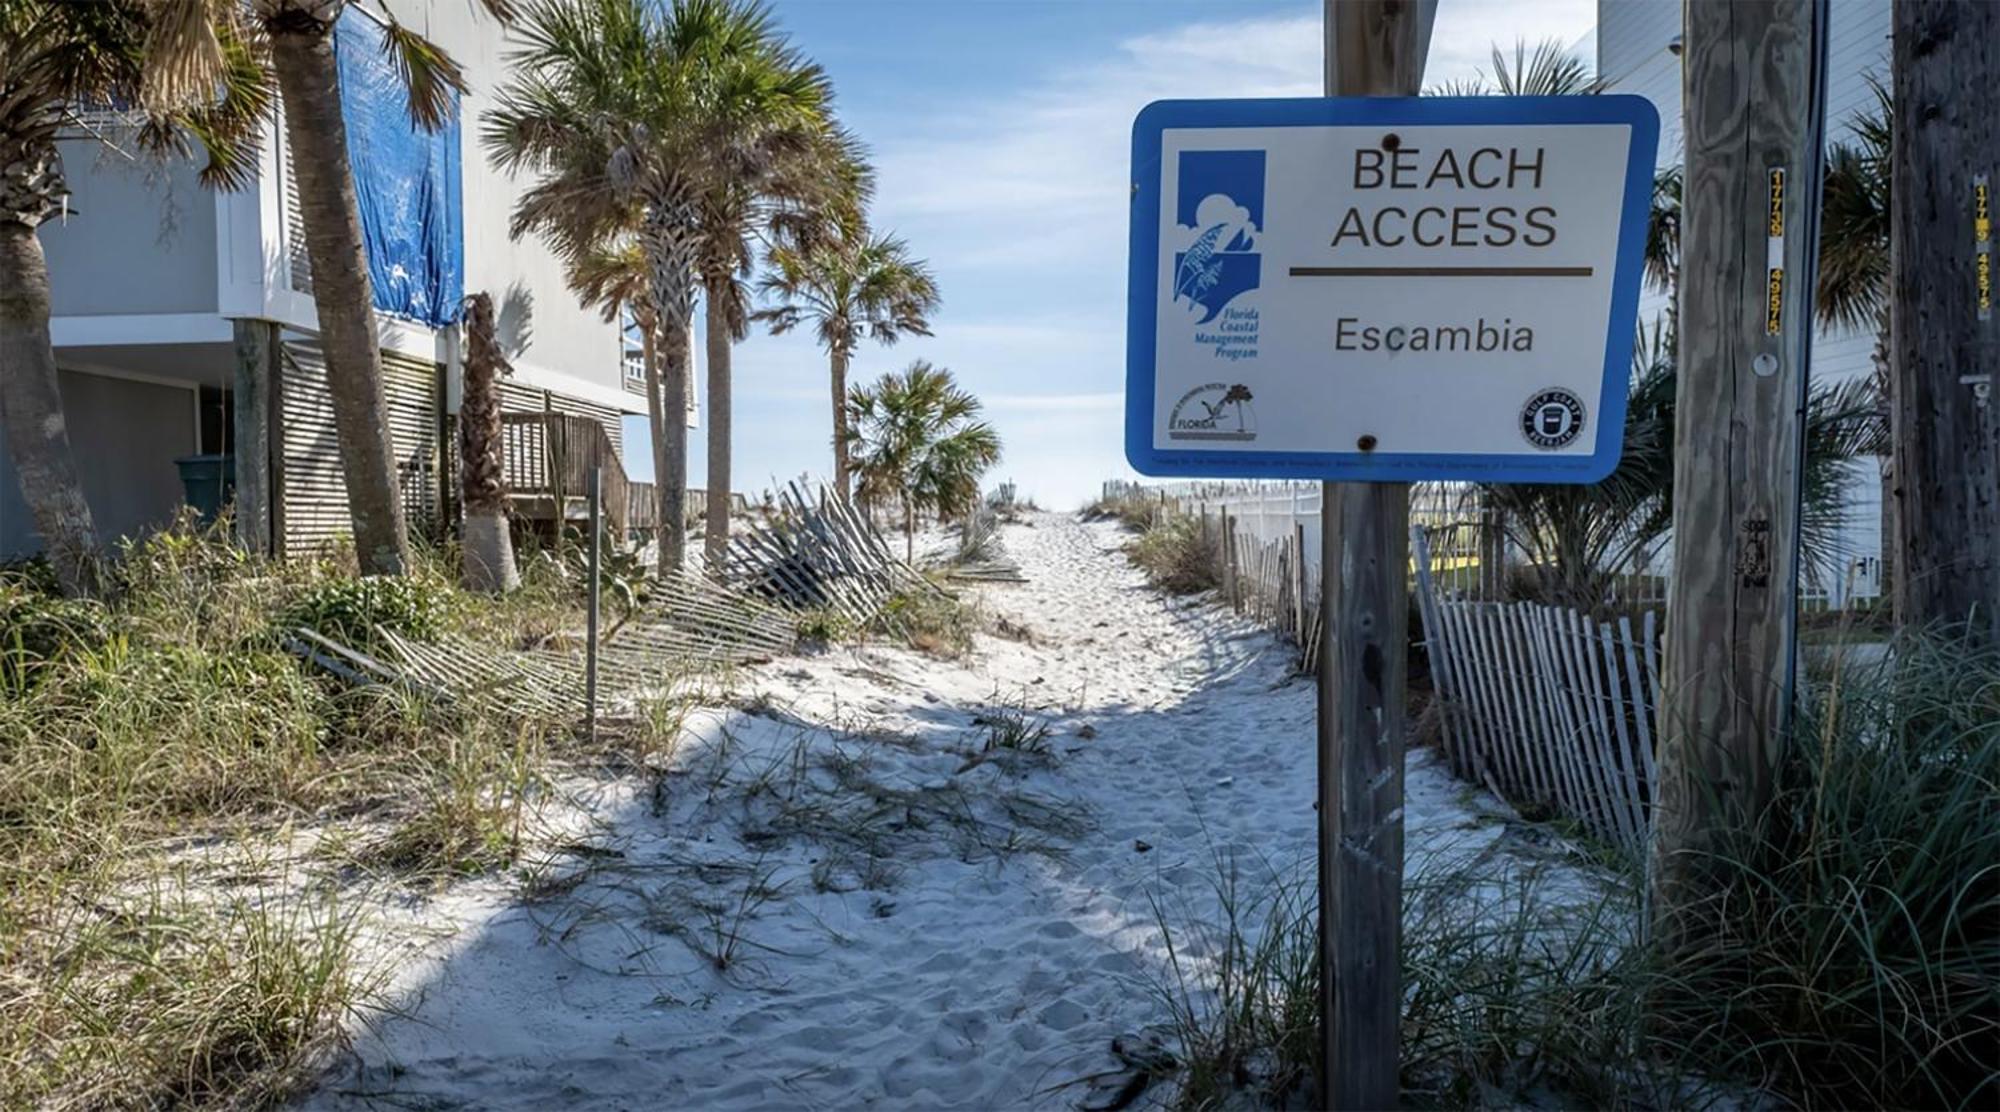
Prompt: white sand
<box><xmin>306</xmin><ymin>513</ymin><xmax>1587</xmax><ymax>1110</ymax></box>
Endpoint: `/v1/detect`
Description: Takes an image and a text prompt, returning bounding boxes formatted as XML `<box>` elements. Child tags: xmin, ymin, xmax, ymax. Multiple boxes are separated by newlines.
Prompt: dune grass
<box><xmin>1144</xmin><ymin>631</ymin><xmax>2000</xmax><ymax>1110</ymax></box>
<box><xmin>0</xmin><ymin>518</ymin><xmax>608</xmax><ymax>1106</ymax></box>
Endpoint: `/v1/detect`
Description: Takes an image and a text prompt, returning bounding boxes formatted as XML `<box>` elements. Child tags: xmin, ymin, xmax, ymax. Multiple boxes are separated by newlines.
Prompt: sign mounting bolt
<box><xmin>1357</xmin><ymin>435</ymin><xmax>1378</xmax><ymax>451</ymax></box>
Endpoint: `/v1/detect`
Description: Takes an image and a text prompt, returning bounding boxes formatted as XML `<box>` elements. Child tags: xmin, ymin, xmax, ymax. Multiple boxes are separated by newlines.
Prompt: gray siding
<box><xmin>0</xmin><ymin>370</ymin><xmax>197</xmax><ymax>557</ymax></box>
<box><xmin>41</xmin><ymin>138</ymin><xmax>219</xmax><ymax>318</ymax></box>
<box><xmin>276</xmin><ymin>339</ymin><xmax>442</xmax><ymax>556</ymax></box>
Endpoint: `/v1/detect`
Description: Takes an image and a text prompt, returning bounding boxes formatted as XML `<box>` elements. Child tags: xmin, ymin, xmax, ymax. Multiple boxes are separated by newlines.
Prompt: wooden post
<box><xmin>1320</xmin><ymin>3</ymin><xmax>1431</xmax><ymax>1107</ymax></box>
<box><xmin>1890</xmin><ymin>1</ymin><xmax>2000</xmax><ymax>642</ymax></box>
<box><xmin>230</xmin><ymin>319</ymin><xmax>278</xmax><ymax>555</ymax></box>
<box><xmin>1653</xmin><ymin>0</ymin><xmax>1829</xmax><ymax>944</ymax></box>
<box><xmin>1295</xmin><ymin>522</ymin><xmax>1309</xmax><ymax>647</ymax></box>
<box><xmin>584</xmin><ymin>465</ymin><xmax>601</xmax><ymax>742</ymax></box>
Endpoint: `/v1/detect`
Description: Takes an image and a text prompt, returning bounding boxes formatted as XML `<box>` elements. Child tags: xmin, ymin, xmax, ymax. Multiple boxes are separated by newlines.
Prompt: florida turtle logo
<box><xmin>1168</xmin><ymin>382</ymin><xmax>1257</xmax><ymax>441</ymax></box>
<box><xmin>1172</xmin><ymin>150</ymin><xmax>1264</xmax><ymax>324</ymax></box>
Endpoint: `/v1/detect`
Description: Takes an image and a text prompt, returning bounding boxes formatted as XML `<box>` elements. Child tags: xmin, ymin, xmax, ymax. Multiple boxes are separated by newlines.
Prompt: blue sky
<box><xmin>630</xmin><ymin>0</ymin><xmax>1597</xmax><ymax>509</ymax></box>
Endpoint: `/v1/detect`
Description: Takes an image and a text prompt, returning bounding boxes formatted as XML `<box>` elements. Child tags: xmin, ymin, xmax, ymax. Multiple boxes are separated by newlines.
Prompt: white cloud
<box><xmin>694</xmin><ymin>1</ymin><xmax>1599</xmax><ymax>510</ymax></box>
<box><xmin>868</xmin><ymin>1</ymin><xmax>1596</xmax><ymax>274</ymax></box>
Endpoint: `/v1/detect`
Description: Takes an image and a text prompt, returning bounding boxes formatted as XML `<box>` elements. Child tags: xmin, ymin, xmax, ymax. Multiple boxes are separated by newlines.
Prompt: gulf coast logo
<box><xmin>1172</xmin><ymin>149</ymin><xmax>1264</xmax><ymax>366</ymax></box>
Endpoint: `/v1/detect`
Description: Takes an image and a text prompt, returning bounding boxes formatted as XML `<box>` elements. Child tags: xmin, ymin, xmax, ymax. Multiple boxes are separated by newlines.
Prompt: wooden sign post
<box><xmin>1318</xmin><ymin>7</ymin><xmax>1432</xmax><ymax>1106</ymax></box>
<box><xmin>1121</xmin><ymin>4</ymin><xmax>1655</xmax><ymax>1103</ymax></box>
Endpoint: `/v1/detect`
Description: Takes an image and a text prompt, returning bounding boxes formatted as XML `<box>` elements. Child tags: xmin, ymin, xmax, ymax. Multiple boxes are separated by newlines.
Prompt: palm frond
<box><xmin>139</xmin><ymin>0</ymin><xmax>228</xmax><ymax>112</ymax></box>
<box><xmin>1490</xmin><ymin>39</ymin><xmax>1597</xmax><ymax>96</ymax></box>
<box><xmin>379</xmin><ymin>18</ymin><xmax>466</xmax><ymax>133</ymax></box>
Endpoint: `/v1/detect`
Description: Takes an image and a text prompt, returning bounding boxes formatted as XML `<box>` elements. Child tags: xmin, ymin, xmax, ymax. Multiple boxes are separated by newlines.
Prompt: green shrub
<box><xmin>795</xmin><ymin>607</ymin><xmax>855</xmax><ymax>646</ymax></box>
<box><xmin>281</xmin><ymin>575</ymin><xmax>454</xmax><ymax>652</ymax></box>
<box><xmin>1128</xmin><ymin>515</ymin><xmax>1219</xmax><ymax>595</ymax></box>
<box><xmin>874</xmin><ymin>584</ymin><xmax>978</xmax><ymax>657</ymax></box>
<box><xmin>0</xmin><ymin>583</ymin><xmax>111</xmax><ymax>692</ymax></box>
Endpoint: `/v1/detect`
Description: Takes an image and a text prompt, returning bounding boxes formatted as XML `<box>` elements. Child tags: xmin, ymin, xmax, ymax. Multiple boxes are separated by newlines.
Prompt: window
<box><xmin>620</xmin><ymin>304</ymin><xmax>645</xmax><ymax>383</ymax></box>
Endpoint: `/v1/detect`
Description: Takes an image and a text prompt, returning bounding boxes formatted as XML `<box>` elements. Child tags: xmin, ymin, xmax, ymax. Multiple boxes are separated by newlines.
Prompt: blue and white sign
<box><xmin>1126</xmin><ymin>96</ymin><xmax>1659</xmax><ymax>483</ymax></box>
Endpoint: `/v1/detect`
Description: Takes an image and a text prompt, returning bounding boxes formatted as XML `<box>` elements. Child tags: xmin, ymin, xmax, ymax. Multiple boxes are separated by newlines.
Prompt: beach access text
<box><xmin>1125</xmin><ymin>95</ymin><xmax>1660</xmax><ymax>485</ymax></box>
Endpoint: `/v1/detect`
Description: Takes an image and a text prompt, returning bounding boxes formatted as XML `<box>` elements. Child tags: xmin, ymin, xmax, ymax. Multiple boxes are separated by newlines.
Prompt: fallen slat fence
<box><xmin>1411</xmin><ymin>526</ymin><xmax>1659</xmax><ymax>860</ymax></box>
<box><xmin>722</xmin><ymin>481</ymin><xmax>942</xmax><ymax>631</ymax></box>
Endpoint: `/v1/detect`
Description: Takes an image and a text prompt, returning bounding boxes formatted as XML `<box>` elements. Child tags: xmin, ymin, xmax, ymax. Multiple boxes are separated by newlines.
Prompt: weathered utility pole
<box><xmin>1319</xmin><ymin>2</ymin><xmax>1432</xmax><ymax>1106</ymax></box>
<box><xmin>1652</xmin><ymin>0</ymin><xmax>1829</xmax><ymax>940</ymax></box>
<box><xmin>1890</xmin><ymin>0</ymin><xmax>2000</xmax><ymax>642</ymax></box>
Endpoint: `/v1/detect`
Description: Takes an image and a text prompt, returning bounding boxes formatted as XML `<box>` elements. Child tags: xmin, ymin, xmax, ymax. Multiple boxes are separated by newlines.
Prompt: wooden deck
<box><xmin>500</xmin><ymin>412</ymin><xmax>656</xmax><ymax>538</ymax></box>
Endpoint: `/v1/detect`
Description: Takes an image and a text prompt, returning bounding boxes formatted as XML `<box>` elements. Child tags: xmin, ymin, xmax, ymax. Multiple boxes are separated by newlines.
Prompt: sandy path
<box><xmin>307</xmin><ymin>514</ymin><xmax>1516</xmax><ymax>1110</ymax></box>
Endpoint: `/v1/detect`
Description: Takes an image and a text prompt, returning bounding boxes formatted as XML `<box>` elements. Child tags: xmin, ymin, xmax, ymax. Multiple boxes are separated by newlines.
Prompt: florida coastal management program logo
<box><xmin>1172</xmin><ymin>150</ymin><xmax>1264</xmax><ymax>364</ymax></box>
<box><xmin>1169</xmin><ymin>382</ymin><xmax>1257</xmax><ymax>442</ymax></box>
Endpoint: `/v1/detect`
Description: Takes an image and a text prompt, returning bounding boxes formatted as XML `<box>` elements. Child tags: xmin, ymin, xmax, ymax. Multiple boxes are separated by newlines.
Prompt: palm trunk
<box><xmin>459</xmin><ymin>292</ymin><xmax>517</xmax><ymax>593</ymax></box>
<box><xmin>830</xmin><ymin>346</ymin><xmax>851</xmax><ymax>498</ymax></box>
<box><xmin>656</xmin><ymin>317</ymin><xmax>691</xmax><ymax>573</ymax></box>
<box><xmin>904</xmin><ymin>499</ymin><xmax>914</xmax><ymax>564</ymax></box>
<box><xmin>0</xmin><ymin>221</ymin><xmax>98</xmax><ymax>596</ymax></box>
<box><xmin>640</xmin><ymin>315</ymin><xmax>670</xmax><ymax>574</ymax></box>
<box><xmin>268</xmin><ymin>21</ymin><xmax>410</xmax><ymax>576</ymax></box>
<box><xmin>639</xmin><ymin>198</ymin><xmax>700</xmax><ymax>574</ymax></box>
<box><xmin>702</xmin><ymin>276</ymin><xmax>732</xmax><ymax>573</ymax></box>
<box><xmin>1871</xmin><ymin>303</ymin><xmax>1895</xmax><ymax>610</ymax></box>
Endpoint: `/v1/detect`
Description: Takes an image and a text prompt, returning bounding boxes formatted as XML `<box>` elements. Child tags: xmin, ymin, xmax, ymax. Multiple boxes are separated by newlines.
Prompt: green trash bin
<box><xmin>174</xmin><ymin>454</ymin><xmax>234</xmax><ymax>524</ymax></box>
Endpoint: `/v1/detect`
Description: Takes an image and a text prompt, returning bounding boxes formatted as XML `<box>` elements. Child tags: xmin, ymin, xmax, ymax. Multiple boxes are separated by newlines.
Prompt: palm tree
<box><xmin>218</xmin><ymin>1</ymin><xmax>510</xmax><ymax>576</ymax></box>
<box><xmin>1455</xmin><ymin>325</ymin><xmax>1886</xmax><ymax>613</ymax></box>
<box><xmin>565</xmin><ymin>238</ymin><xmax>674</xmax><ymax>555</ymax></box>
<box><xmin>458</xmin><ymin>291</ymin><xmax>517</xmax><ymax>593</ymax></box>
<box><xmin>1816</xmin><ymin>82</ymin><xmax>1893</xmax><ymax>596</ymax></box>
<box><xmin>694</xmin><ymin>128</ymin><xmax>863</xmax><ymax>571</ymax></box>
<box><xmin>0</xmin><ymin>1</ymin><xmax>268</xmax><ymax>595</ymax></box>
<box><xmin>759</xmin><ymin>229</ymin><xmax>939</xmax><ymax>499</ymax></box>
<box><xmin>1427</xmin><ymin>39</ymin><xmax>1598</xmax><ymax>97</ymax></box>
<box><xmin>487</xmin><ymin>0</ymin><xmax>840</xmax><ymax>574</ymax></box>
<box><xmin>846</xmin><ymin>360</ymin><xmax>1001</xmax><ymax>562</ymax></box>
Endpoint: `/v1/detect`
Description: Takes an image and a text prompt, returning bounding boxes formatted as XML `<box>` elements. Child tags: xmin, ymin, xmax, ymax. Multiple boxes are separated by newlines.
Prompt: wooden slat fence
<box><xmin>1184</xmin><ymin>502</ymin><xmax>1323</xmax><ymax>673</ymax></box>
<box><xmin>1412</xmin><ymin>525</ymin><xmax>1659</xmax><ymax>859</ymax></box>
<box><xmin>722</xmin><ymin>481</ymin><xmax>940</xmax><ymax>629</ymax></box>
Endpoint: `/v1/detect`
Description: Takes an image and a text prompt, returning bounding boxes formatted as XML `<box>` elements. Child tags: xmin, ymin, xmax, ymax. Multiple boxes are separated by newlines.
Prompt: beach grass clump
<box><xmin>1127</xmin><ymin>514</ymin><xmax>1219</xmax><ymax>596</ymax></box>
<box><xmin>1643</xmin><ymin>632</ymin><xmax>2000</xmax><ymax>1110</ymax></box>
<box><xmin>0</xmin><ymin>517</ymin><xmax>599</xmax><ymax>1107</ymax></box>
<box><xmin>1142</xmin><ymin>632</ymin><xmax>2000</xmax><ymax>1110</ymax></box>
<box><xmin>975</xmin><ymin>704</ymin><xmax>1053</xmax><ymax>757</ymax></box>
<box><xmin>1145</xmin><ymin>855</ymin><xmax>1320</xmax><ymax>1109</ymax></box>
<box><xmin>874</xmin><ymin>582</ymin><xmax>979</xmax><ymax>657</ymax></box>
<box><xmin>0</xmin><ymin>887</ymin><xmax>371</xmax><ymax>1111</ymax></box>
<box><xmin>1081</xmin><ymin>489</ymin><xmax>1162</xmax><ymax>532</ymax></box>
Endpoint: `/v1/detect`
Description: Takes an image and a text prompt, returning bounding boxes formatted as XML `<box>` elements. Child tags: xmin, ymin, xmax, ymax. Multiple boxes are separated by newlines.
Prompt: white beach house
<box><xmin>1</xmin><ymin>2</ymin><xmax>676</xmax><ymax>560</ymax></box>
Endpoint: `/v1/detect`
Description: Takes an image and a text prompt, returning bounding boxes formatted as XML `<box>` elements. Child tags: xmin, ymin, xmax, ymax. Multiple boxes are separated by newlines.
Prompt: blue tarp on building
<box><xmin>335</xmin><ymin>11</ymin><xmax>463</xmax><ymax>327</ymax></box>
